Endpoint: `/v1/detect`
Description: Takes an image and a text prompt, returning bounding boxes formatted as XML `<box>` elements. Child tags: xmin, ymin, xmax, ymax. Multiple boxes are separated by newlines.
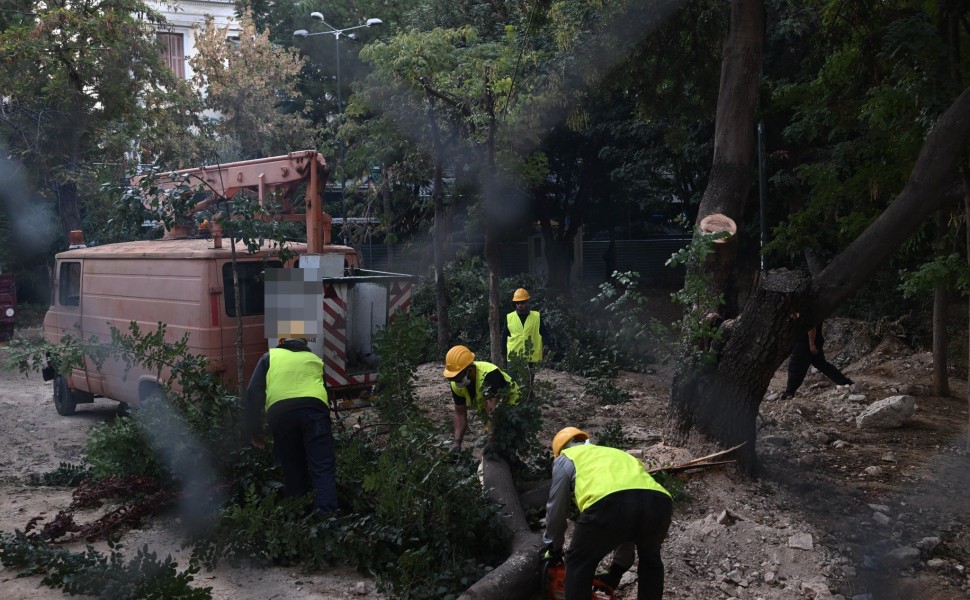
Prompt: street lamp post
<box><xmin>294</xmin><ymin>14</ymin><xmax>383</xmax><ymax>232</ymax></box>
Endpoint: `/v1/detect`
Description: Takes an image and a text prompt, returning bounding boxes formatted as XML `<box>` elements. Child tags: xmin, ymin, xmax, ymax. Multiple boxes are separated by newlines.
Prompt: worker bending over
<box><xmin>542</xmin><ymin>427</ymin><xmax>672</xmax><ymax>600</ymax></box>
<box><xmin>442</xmin><ymin>344</ymin><xmax>520</xmax><ymax>453</ymax></box>
<box><xmin>246</xmin><ymin>337</ymin><xmax>337</xmax><ymax>516</ymax></box>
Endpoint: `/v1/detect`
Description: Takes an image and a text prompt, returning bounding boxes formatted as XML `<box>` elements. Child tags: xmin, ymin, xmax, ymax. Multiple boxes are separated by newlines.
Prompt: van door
<box><xmin>218</xmin><ymin>260</ymin><xmax>280</xmax><ymax>391</ymax></box>
<box><xmin>50</xmin><ymin>260</ymin><xmax>103</xmax><ymax>395</ymax></box>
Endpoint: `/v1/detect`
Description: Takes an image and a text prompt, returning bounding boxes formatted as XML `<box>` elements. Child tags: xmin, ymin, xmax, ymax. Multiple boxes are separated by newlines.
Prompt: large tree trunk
<box><xmin>932</xmin><ymin>211</ymin><xmax>950</xmax><ymax>397</ymax></box>
<box><xmin>669</xmin><ymin>269</ymin><xmax>810</xmax><ymax>473</ymax></box>
<box><xmin>428</xmin><ymin>108</ymin><xmax>450</xmax><ymax>352</ymax></box>
<box><xmin>484</xmin><ymin>88</ymin><xmax>504</xmax><ymax>364</ymax></box>
<box><xmin>458</xmin><ymin>457</ymin><xmax>542</xmax><ymax>600</ymax></box>
<box><xmin>670</xmin><ymin>86</ymin><xmax>970</xmax><ymax>473</ymax></box>
<box><xmin>56</xmin><ymin>179</ymin><xmax>83</xmax><ymax>242</ymax></box>
<box><xmin>668</xmin><ymin>0</ymin><xmax>765</xmax><ymax>464</ymax></box>
<box><xmin>690</xmin><ymin>0</ymin><xmax>764</xmax><ymax>319</ymax></box>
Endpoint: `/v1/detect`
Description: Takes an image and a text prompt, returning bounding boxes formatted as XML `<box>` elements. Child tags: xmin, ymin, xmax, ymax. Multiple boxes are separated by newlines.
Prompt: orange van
<box><xmin>42</xmin><ymin>236</ymin><xmax>357</xmax><ymax>415</ymax></box>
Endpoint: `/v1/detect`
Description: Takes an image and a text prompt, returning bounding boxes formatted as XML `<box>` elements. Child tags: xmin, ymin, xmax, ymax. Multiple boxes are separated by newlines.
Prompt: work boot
<box><xmin>594</xmin><ymin>565</ymin><xmax>625</xmax><ymax>590</ymax></box>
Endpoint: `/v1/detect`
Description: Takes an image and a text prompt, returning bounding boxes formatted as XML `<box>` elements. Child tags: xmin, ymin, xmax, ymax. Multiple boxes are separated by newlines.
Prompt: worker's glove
<box><xmin>540</xmin><ymin>543</ymin><xmax>561</xmax><ymax>563</ymax></box>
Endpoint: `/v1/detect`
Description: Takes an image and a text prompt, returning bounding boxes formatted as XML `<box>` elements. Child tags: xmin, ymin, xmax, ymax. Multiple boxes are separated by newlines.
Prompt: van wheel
<box><xmin>53</xmin><ymin>374</ymin><xmax>77</xmax><ymax>416</ymax></box>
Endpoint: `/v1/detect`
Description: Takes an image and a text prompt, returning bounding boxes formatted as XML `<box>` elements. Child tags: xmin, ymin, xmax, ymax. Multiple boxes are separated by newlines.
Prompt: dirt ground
<box><xmin>3</xmin><ymin>320</ymin><xmax>970</xmax><ymax>599</ymax></box>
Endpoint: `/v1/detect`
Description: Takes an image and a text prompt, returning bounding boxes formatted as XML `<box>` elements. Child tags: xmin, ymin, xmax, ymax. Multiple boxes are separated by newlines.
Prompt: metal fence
<box><xmin>356</xmin><ymin>236</ymin><xmax>690</xmax><ymax>287</ymax></box>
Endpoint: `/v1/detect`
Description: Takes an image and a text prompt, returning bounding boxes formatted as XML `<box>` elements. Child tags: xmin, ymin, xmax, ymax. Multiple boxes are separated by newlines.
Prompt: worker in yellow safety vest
<box><xmin>245</xmin><ymin>337</ymin><xmax>337</xmax><ymax>515</ymax></box>
<box><xmin>442</xmin><ymin>344</ymin><xmax>520</xmax><ymax>453</ymax></box>
<box><xmin>502</xmin><ymin>287</ymin><xmax>548</xmax><ymax>369</ymax></box>
<box><xmin>541</xmin><ymin>427</ymin><xmax>673</xmax><ymax>600</ymax></box>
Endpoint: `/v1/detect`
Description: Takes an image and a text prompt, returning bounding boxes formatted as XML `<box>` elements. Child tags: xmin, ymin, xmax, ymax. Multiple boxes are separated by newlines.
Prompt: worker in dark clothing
<box><xmin>502</xmin><ymin>287</ymin><xmax>548</xmax><ymax>367</ymax></box>
<box><xmin>781</xmin><ymin>320</ymin><xmax>853</xmax><ymax>399</ymax></box>
<box><xmin>246</xmin><ymin>337</ymin><xmax>337</xmax><ymax>515</ymax></box>
<box><xmin>442</xmin><ymin>344</ymin><xmax>520</xmax><ymax>453</ymax></box>
<box><xmin>541</xmin><ymin>427</ymin><xmax>673</xmax><ymax>600</ymax></box>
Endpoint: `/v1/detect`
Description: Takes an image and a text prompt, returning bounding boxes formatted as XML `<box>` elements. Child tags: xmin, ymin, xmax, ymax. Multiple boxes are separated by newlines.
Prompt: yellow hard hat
<box><xmin>443</xmin><ymin>345</ymin><xmax>475</xmax><ymax>378</ymax></box>
<box><xmin>552</xmin><ymin>427</ymin><xmax>589</xmax><ymax>457</ymax></box>
<box><xmin>512</xmin><ymin>288</ymin><xmax>530</xmax><ymax>302</ymax></box>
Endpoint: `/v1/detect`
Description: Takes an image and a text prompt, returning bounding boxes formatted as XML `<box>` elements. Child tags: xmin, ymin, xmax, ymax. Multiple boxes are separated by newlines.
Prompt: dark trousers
<box><xmin>269</xmin><ymin>406</ymin><xmax>338</xmax><ymax>515</ymax></box>
<box><xmin>565</xmin><ymin>489</ymin><xmax>673</xmax><ymax>600</ymax></box>
<box><xmin>785</xmin><ymin>343</ymin><xmax>852</xmax><ymax>395</ymax></box>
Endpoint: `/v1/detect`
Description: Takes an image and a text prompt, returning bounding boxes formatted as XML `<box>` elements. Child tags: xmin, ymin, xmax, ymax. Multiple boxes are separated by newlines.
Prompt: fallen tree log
<box><xmin>458</xmin><ymin>455</ymin><xmax>542</xmax><ymax>600</ymax></box>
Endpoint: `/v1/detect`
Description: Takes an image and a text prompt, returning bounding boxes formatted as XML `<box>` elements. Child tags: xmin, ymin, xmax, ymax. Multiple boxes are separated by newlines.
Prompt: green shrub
<box><xmin>26</xmin><ymin>462</ymin><xmax>90</xmax><ymax>487</ymax></box>
<box><xmin>85</xmin><ymin>418</ymin><xmax>163</xmax><ymax>481</ymax></box>
<box><xmin>0</xmin><ymin>532</ymin><xmax>210</xmax><ymax>599</ymax></box>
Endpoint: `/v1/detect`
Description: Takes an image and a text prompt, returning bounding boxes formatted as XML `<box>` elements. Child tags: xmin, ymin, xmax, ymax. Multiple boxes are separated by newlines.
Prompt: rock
<box><xmin>848</xmin><ymin>394</ymin><xmax>867</xmax><ymax>402</ymax></box>
<box><xmin>788</xmin><ymin>533</ymin><xmax>814</xmax><ymax>551</ymax></box>
<box><xmin>353</xmin><ymin>581</ymin><xmax>368</xmax><ymax>595</ymax></box>
<box><xmin>872</xmin><ymin>512</ymin><xmax>891</xmax><ymax>527</ymax></box>
<box><xmin>863</xmin><ymin>466</ymin><xmax>884</xmax><ymax>477</ymax></box>
<box><xmin>801</xmin><ymin>578</ymin><xmax>834</xmax><ymax>599</ymax></box>
<box><xmin>868</xmin><ymin>504</ymin><xmax>890</xmax><ymax>514</ymax></box>
<box><xmin>883</xmin><ymin>546</ymin><xmax>920</xmax><ymax>568</ymax></box>
<box><xmin>832</xmin><ymin>439</ymin><xmax>850</xmax><ymax>449</ymax></box>
<box><xmin>927</xmin><ymin>558</ymin><xmax>947</xmax><ymax>569</ymax></box>
<box><xmin>762</xmin><ymin>434</ymin><xmax>790</xmax><ymax>447</ymax></box>
<box><xmin>718</xmin><ymin>582</ymin><xmax>738</xmax><ymax>597</ymax></box>
<box><xmin>855</xmin><ymin>395</ymin><xmax>916</xmax><ymax>429</ymax></box>
<box><xmin>916</xmin><ymin>536</ymin><xmax>940</xmax><ymax>554</ymax></box>
<box><xmin>717</xmin><ymin>509</ymin><xmax>744</xmax><ymax>526</ymax></box>
<box><xmin>880</xmin><ymin>452</ymin><xmax>897</xmax><ymax>462</ymax></box>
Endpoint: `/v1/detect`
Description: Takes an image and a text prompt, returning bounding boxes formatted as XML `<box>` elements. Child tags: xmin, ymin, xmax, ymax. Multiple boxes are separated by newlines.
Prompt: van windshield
<box><xmin>223</xmin><ymin>261</ymin><xmax>282</xmax><ymax>317</ymax></box>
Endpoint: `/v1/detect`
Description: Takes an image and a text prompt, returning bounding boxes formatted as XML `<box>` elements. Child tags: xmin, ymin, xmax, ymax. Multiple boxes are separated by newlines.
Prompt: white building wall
<box><xmin>147</xmin><ymin>1</ymin><xmax>239</xmax><ymax>82</ymax></box>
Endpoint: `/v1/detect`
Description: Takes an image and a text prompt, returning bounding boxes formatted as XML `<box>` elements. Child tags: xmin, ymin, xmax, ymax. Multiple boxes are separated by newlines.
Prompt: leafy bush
<box><xmin>85</xmin><ymin>417</ymin><xmax>164</xmax><ymax>481</ymax></box>
<box><xmin>0</xmin><ymin>532</ymin><xmax>210</xmax><ymax>599</ymax></box>
<box><xmin>585</xmin><ymin>376</ymin><xmax>631</xmax><ymax>406</ymax></box>
<box><xmin>26</xmin><ymin>462</ymin><xmax>90</xmax><ymax>487</ymax></box>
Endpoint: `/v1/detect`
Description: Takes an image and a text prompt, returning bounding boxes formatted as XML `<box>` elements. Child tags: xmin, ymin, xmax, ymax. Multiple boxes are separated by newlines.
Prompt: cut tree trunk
<box><xmin>459</xmin><ymin>456</ymin><xmax>542</xmax><ymax>600</ymax></box>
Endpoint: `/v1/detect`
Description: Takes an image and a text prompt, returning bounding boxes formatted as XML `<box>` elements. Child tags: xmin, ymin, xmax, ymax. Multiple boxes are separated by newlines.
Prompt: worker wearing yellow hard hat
<box><xmin>442</xmin><ymin>344</ymin><xmax>520</xmax><ymax>453</ymax></box>
<box><xmin>502</xmin><ymin>288</ymin><xmax>548</xmax><ymax>371</ymax></box>
<box><xmin>542</xmin><ymin>427</ymin><xmax>672</xmax><ymax>599</ymax></box>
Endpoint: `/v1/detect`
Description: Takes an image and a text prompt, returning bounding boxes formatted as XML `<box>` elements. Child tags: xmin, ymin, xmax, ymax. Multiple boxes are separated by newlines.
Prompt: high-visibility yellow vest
<box><xmin>506</xmin><ymin>310</ymin><xmax>542</xmax><ymax>362</ymax></box>
<box><xmin>451</xmin><ymin>361</ymin><xmax>520</xmax><ymax>417</ymax></box>
<box><xmin>561</xmin><ymin>444</ymin><xmax>670</xmax><ymax>512</ymax></box>
<box><xmin>266</xmin><ymin>348</ymin><xmax>329</xmax><ymax>411</ymax></box>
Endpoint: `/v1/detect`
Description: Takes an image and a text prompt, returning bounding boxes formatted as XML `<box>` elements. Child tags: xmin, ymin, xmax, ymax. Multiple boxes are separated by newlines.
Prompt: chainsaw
<box><xmin>541</xmin><ymin>557</ymin><xmax>615</xmax><ymax>600</ymax></box>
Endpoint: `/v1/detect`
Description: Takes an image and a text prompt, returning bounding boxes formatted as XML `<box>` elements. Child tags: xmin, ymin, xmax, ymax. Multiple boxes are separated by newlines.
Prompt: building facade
<box><xmin>148</xmin><ymin>1</ymin><xmax>238</xmax><ymax>81</ymax></box>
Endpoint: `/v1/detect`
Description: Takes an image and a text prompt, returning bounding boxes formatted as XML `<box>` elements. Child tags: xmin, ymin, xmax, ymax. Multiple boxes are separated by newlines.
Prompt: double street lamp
<box><xmin>294</xmin><ymin>13</ymin><xmax>383</xmax><ymax>227</ymax></box>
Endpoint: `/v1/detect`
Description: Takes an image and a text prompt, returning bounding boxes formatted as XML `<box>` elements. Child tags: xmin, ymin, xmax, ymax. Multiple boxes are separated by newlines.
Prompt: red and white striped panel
<box><xmin>322</xmin><ymin>283</ymin><xmax>351</xmax><ymax>388</ymax></box>
<box><xmin>388</xmin><ymin>281</ymin><xmax>412</xmax><ymax>319</ymax></box>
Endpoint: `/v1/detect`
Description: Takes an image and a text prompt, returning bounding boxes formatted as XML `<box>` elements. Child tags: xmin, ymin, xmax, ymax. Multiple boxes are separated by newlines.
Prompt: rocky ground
<box><xmin>2</xmin><ymin>319</ymin><xmax>970</xmax><ymax>599</ymax></box>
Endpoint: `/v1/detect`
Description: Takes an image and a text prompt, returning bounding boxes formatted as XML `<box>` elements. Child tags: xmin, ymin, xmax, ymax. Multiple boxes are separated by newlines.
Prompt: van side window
<box><xmin>223</xmin><ymin>261</ymin><xmax>282</xmax><ymax>317</ymax></box>
<box><xmin>59</xmin><ymin>262</ymin><xmax>81</xmax><ymax>307</ymax></box>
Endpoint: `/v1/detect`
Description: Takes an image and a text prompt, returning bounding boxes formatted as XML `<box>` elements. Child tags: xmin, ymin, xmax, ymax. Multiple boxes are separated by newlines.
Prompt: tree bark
<box><xmin>458</xmin><ymin>456</ymin><xmax>542</xmax><ymax>600</ymax></box>
<box><xmin>932</xmin><ymin>211</ymin><xmax>950</xmax><ymax>397</ymax></box>
<box><xmin>669</xmin><ymin>269</ymin><xmax>811</xmax><ymax>473</ymax></box>
<box><xmin>56</xmin><ymin>180</ymin><xmax>83</xmax><ymax>242</ymax></box>
<box><xmin>691</xmin><ymin>0</ymin><xmax>764</xmax><ymax>319</ymax></box>
<box><xmin>484</xmin><ymin>84</ymin><xmax>504</xmax><ymax>364</ymax></box>
<box><xmin>428</xmin><ymin>106</ymin><xmax>450</xmax><ymax>352</ymax></box>
<box><xmin>668</xmin><ymin>0</ymin><xmax>765</xmax><ymax>467</ymax></box>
